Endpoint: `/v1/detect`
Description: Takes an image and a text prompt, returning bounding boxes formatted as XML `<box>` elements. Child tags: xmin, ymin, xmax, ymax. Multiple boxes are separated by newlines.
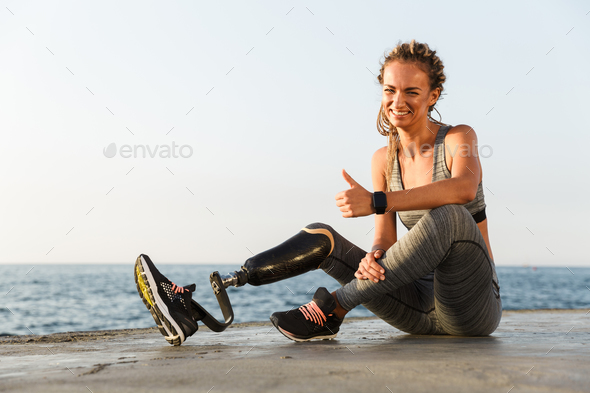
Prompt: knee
<box><xmin>430</xmin><ymin>204</ymin><xmax>472</xmax><ymax>222</ymax></box>
<box><xmin>304</xmin><ymin>222</ymin><xmax>334</xmax><ymax>233</ymax></box>
<box><xmin>302</xmin><ymin>222</ymin><xmax>336</xmax><ymax>257</ymax></box>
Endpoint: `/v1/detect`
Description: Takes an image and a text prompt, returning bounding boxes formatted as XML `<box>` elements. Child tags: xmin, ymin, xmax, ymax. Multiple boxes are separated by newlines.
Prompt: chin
<box><xmin>389</xmin><ymin>118</ymin><xmax>408</xmax><ymax>127</ymax></box>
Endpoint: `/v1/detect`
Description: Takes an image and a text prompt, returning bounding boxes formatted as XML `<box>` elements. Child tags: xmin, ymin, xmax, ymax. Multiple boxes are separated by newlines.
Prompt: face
<box><xmin>381</xmin><ymin>61</ymin><xmax>439</xmax><ymax>127</ymax></box>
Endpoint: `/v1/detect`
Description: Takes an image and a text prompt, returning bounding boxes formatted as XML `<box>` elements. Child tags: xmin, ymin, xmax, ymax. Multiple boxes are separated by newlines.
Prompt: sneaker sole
<box><xmin>270</xmin><ymin>316</ymin><xmax>337</xmax><ymax>342</ymax></box>
<box><xmin>134</xmin><ymin>255</ymin><xmax>185</xmax><ymax>346</ymax></box>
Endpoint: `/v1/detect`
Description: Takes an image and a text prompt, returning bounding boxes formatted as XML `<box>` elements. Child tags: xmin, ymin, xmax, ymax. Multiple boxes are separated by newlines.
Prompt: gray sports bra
<box><xmin>390</xmin><ymin>124</ymin><xmax>487</xmax><ymax>230</ymax></box>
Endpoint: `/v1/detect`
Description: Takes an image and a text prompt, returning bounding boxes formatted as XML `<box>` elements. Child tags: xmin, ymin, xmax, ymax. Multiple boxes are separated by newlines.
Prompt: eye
<box><xmin>384</xmin><ymin>88</ymin><xmax>394</xmax><ymax>93</ymax></box>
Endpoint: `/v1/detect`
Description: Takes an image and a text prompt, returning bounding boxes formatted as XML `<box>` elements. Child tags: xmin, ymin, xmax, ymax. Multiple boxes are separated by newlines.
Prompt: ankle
<box><xmin>330</xmin><ymin>291</ymin><xmax>348</xmax><ymax>319</ymax></box>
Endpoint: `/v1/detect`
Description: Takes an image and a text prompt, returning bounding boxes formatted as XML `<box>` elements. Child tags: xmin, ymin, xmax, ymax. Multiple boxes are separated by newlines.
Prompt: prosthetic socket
<box><xmin>219</xmin><ymin>226</ymin><xmax>334</xmax><ymax>288</ymax></box>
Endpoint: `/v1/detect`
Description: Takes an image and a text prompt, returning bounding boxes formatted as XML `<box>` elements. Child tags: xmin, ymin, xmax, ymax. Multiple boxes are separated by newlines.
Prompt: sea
<box><xmin>1</xmin><ymin>265</ymin><xmax>589</xmax><ymax>336</ymax></box>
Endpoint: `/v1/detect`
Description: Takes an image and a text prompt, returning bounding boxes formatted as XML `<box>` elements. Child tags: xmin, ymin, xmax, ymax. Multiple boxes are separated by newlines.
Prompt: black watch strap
<box><xmin>372</xmin><ymin>191</ymin><xmax>387</xmax><ymax>214</ymax></box>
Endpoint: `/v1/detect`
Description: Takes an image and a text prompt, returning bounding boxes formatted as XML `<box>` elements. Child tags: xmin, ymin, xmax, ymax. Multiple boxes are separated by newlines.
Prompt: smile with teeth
<box><xmin>391</xmin><ymin>110</ymin><xmax>410</xmax><ymax>116</ymax></box>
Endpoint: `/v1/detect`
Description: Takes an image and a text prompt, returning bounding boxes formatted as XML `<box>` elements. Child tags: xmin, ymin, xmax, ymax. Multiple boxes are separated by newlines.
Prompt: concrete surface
<box><xmin>0</xmin><ymin>310</ymin><xmax>588</xmax><ymax>393</ymax></box>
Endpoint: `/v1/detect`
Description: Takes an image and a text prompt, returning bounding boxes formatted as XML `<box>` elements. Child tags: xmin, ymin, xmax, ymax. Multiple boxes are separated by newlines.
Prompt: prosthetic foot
<box><xmin>134</xmin><ymin>224</ymin><xmax>334</xmax><ymax>344</ymax></box>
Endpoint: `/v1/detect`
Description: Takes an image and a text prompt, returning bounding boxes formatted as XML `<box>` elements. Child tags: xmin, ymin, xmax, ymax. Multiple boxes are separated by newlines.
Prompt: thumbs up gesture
<box><xmin>335</xmin><ymin>169</ymin><xmax>374</xmax><ymax>218</ymax></box>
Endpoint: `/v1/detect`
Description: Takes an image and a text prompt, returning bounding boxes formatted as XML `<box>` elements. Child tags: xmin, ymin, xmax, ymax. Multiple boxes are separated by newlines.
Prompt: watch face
<box><xmin>373</xmin><ymin>192</ymin><xmax>387</xmax><ymax>213</ymax></box>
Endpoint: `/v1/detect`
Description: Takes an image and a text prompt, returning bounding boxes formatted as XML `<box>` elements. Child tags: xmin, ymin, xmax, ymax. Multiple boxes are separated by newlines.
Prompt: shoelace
<box><xmin>298</xmin><ymin>301</ymin><xmax>327</xmax><ymax>326</ymax></box>
<box><xmin>170</xmin><ymin>282</ymin><xmax>185</xmax><ymax>294</ymax></box>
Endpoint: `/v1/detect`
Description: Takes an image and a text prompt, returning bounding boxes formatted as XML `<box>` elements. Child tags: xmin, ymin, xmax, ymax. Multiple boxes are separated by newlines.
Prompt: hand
<box><xmin>335</xmin><ymin>169</ymin><xmax>374</xmax><ymax>218</ymax></box>
<box><xmin>354</xmin><ymin>249</ymin><xmax>386</xmax><ymax>283</ymax></box>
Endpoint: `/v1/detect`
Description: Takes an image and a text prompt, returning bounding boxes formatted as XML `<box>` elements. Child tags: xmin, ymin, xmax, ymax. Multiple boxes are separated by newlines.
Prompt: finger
<box><xmin>370</xmin><ymin>261</ymin><xmax>385</xmax><ymax>275</ymax></box>
<box><xmin>365</xmin><ymin>260</ymin><xmax>382</xmax><ymax>274</ymax></box>
<box><xmin>368</xmin><ymin>264</ymin><xmax>385</xmax><ymax>281</ymax></box>
<box><xmin>360</xmin><ymin>264</ymin><xmax>380</xmax><ymax>283</ymax></box>
<box><xmin>342</xmin><ymin>169</ymin><xmax>357</xmax><ymax>188</ymax></box>
<box><xmin>367</xmin><ymin>265</ymin><xmax>382</xmax><ymax>279</ymax></box>
<box><xmin>358</xmin><ymin>266</ymin><xmax>371</xmax><ymax>281</ymax></box>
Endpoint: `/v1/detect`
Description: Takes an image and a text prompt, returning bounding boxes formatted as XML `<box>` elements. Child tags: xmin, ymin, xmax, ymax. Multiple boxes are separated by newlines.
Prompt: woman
<box><xmin>135</xmin><ymin>39</ymin><xmax>501</xmax><ymax>345</ymax></box>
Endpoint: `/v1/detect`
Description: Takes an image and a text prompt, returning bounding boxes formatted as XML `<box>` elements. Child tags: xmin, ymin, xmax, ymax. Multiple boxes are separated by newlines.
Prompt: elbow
<box><xmin>460</xmin><ymin>188</ymin><xmax>477</xmax><ymax>205</ymax></box>
<box><xmin>458</xmin><ymin>185</ymin><xmax>477</xmax><ymax>204</ymax></box>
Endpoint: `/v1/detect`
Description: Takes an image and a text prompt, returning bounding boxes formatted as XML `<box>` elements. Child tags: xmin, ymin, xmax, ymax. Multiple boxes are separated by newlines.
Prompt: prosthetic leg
<box><xmin>188</xmin><ymin>225</ymin><xmax>334</xmax><ymax>333</ymax></box>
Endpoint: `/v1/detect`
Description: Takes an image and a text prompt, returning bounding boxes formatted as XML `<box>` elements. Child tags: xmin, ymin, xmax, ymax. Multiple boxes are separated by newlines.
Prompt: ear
<box><xmin>429</xmin><ymin>87</ymin><xmax>441</xmax><ymax>107</ymax></box>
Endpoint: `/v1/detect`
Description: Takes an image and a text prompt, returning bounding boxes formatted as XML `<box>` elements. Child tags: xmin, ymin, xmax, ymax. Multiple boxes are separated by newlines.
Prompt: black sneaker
<box><xmin>134</xmin><ymin>254</ymin><xmax>198</xmax><ymax>346</ymax></box>
<box><xmin>270</xmin><ymin>287</ymin><xmax>343</xmax><ymax>342</ymax></box>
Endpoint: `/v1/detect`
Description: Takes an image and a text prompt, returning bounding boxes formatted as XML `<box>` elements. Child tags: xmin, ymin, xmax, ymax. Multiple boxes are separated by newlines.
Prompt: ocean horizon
<box><xmin>1</xmin><ymin>265</ymin><xmax>589</xmax><ymax>336</ymax></box>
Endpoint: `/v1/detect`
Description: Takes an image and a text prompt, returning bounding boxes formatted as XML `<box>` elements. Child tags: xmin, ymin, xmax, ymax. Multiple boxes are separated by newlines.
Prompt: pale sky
<box><xmin>1</xmin><ymin>0</ymin><xmax>589</xmax><ymax>266</ymax></box>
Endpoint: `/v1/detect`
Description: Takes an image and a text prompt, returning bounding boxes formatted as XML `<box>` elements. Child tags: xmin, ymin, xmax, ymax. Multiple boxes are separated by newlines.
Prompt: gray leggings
<box><xmin>312</xmin><ymin>204</ymin><xmax>502</xmax><ymax>336</ymax></box>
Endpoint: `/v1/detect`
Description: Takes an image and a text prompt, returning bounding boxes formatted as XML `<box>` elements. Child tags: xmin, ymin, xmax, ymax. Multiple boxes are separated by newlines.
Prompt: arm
<box><xmin>335</xmin><ymin>125</ymin><xmax>482</xmax><ymax>216</ymax></box>
<box><xmin>370</xmin><ymin>146</ymin><xmax>397</xmax><ymax>251</ymax></box>
<box><xmin>354</xmin><ymin>147</ymin><xmax>397</xmax><ymax>282</ymax></box>
<box><xmin>386</xmin><ymin>125</ymin><xmax>481</xmax><ymax>212</ymax></box>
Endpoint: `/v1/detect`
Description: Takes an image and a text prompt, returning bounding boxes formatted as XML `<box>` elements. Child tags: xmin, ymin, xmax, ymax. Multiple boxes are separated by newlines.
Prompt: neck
<box><xmin>396</xmin><ymin>119</ymin><xmax>439</xmax><ymax>159</ymax></box>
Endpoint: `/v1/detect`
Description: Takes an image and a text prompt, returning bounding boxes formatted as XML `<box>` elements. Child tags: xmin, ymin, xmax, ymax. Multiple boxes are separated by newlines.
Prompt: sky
<box><xmin>0</xmin><ymin>0</ymin><xmax>589</xmax><ymax>266</ymax></box>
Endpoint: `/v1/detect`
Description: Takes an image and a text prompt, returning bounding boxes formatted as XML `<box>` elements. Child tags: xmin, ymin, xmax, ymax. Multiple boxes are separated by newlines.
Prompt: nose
<box><xmin>388</xmin><ymin>92</ymin><xmax>406</xmax><ymax>111</ymax></box>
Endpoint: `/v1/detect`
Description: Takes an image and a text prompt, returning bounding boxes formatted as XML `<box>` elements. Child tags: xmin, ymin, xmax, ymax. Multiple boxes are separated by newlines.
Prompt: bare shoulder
<box><xmin>445</xmin><ymin>124</ymin><xmax>478</xmax><ymax>146</ymax></box>
<box><xmin>444</xmin><ymin>124</ymin><xmax>483</xmax><ymax>182</ymax></box>
<box><xmin>371</xmin><ymin>146</ymin><xmax>388</xmax><ymax>190</ymax></box>
<box><xmin>372</xmin><ymin>146</ymin><xmax>388</xmax><ymax>161</ymax></box>
<box><xmin>371</xmin><ymin>146</ymin><xmax>387</xmax><ymax>175</ymax></box>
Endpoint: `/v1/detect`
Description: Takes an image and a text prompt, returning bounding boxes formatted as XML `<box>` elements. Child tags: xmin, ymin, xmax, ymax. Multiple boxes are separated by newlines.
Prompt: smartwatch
<box><xmin>372</xmin><ymin>191</ymin><xmax>387</xmax><ymax>214</ymax></box>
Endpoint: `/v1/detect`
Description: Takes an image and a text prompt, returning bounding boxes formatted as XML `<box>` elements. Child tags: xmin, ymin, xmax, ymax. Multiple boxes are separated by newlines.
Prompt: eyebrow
<box><xmin>384</xmin><ymin>85</ymin><xmax>422</xmax><ymax>91</ymax></box>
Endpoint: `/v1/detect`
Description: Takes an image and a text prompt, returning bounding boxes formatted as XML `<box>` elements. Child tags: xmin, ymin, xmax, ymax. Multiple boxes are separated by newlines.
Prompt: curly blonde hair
<box><xmin>376</xmin><ymin>39</ymin><xmax>447</xmax><ymax>192</ymax></box>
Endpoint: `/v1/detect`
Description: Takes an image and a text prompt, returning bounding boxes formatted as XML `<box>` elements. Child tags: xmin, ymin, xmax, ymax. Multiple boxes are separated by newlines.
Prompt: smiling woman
<box><xmin>372</xmin><ymin>41</ymin><xmax>491</xmax><ymax>261</ymax></box>
<box><xmin>329</xmin><ymin>40</ymin><xmax>500</xmax><ymax>337</ymax></box>
<box><xmin>134</xmin><ymin>39</ymin><xmax>502</xmax><ymax>346</ymax></box>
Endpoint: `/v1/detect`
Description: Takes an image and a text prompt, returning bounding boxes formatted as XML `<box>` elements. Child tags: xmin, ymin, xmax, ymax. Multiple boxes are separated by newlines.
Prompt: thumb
<box><xmin>342</xmin><ymin>169</ymin><xmax>358</xmax><ymax>188</ymax></box>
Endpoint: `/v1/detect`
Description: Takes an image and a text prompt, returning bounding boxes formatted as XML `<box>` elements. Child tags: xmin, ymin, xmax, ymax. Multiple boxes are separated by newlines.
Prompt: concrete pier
<box><xmin>1</xmin><ymin>310</ymin><xmax>588</xmax><ymax>392</ymax></box>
